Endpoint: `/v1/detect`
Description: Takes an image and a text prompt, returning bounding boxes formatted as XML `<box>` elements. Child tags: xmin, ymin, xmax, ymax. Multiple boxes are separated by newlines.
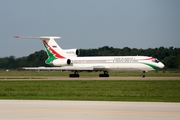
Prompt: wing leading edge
<box><xmin>20</xmin><ymin>66</ymin><xmax>107</xmax><ymax>71</ymax></box>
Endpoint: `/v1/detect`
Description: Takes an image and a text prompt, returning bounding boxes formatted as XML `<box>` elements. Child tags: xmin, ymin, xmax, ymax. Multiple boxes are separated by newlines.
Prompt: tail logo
<box><xmin>43</xmin><ymin>40</ymin><xmax>65</xmax><ymax>59</ymax></box>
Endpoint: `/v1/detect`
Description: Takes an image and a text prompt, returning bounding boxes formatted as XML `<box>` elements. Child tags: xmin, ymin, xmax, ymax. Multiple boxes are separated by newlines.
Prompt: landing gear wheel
<box><xmin>142</xmin><ymin>71</ymin><xmax>146</xmax><ymax>78</ymax></box>
<box><xmin>69</xmin><ymin>71</ymin><xmax>80</xmax><ymax>78</ymax></box>
<box><xmin>99</xmin><ymin>74</ymin><xmax>109</xmax><ymax>77</ymax></box>
<box><xmin>142</xmin><ymin>74</ymin><xmax>145</xmax><ymax>78</ymax></box>
<box><xmin>69</xmin><ymin>74</ymin><xmax>79</xmax><ymax>78</ymax></box>
<box><xmin>99</xmin><ymin>71</ymin><xmax>109</xmax><ymax>77</ymax></box>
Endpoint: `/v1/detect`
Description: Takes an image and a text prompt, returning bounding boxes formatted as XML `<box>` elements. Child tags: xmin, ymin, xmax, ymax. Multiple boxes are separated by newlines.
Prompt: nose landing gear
<box><xmin>142</xmin><ymin>71</ymin><xmax>146</xmax><ymax>78</ymax></box>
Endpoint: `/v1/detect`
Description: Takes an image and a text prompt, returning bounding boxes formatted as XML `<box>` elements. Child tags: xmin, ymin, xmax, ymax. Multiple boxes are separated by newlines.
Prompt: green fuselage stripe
<box><xmin>71</xmin><ymin>61</ymin><xmax>160</xmax><ymax>70</ymax></box>
<box><xmin>141</xmin><ymin>63</ymin><xmax>161</xmax><ymax>70</ymax></box>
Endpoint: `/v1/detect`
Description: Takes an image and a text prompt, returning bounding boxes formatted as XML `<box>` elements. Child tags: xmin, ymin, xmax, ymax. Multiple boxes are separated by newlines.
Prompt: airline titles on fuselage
<box><xmin>72</xmin><ymin>57</ymin><xmax>139</xmax><ymax>63</ymax></box>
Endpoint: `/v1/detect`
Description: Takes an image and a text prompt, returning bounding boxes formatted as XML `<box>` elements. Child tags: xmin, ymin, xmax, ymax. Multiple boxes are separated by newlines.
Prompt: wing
<box><xmin>20</xmin><ymin>66</ymin><xmax>108</xmax><ymax>71</ymax></box>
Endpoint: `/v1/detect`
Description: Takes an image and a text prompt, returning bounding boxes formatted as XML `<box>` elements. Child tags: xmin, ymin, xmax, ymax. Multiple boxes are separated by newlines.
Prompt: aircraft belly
<box><xmin>108</xmin><ymin>63</ymin><xmax>154</xmax><ymax>71</ymax></box>
<box><xmin>73</xmin><ymin>62</ymin><xmax>155</xmax><ymax>72</ymax></box>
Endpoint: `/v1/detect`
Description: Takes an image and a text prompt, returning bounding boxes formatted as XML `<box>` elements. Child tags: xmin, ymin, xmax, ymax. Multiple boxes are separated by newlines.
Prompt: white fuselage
<box><xmin>64</xmin><ymin>56</ymin><xmax>164</xmax><ymax>72</ymax></box>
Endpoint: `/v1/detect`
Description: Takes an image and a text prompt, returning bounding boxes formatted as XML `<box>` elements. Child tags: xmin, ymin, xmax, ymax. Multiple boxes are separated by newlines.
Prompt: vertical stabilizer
<box><xmin>38</xmin><ymin>37</ymin><xmax>66</xmax><ymax>65</ymax></box>
<box><xmin>14</xmin><ymin>36</ymin><xmax>66</xmax><ymax>65</ymax></box>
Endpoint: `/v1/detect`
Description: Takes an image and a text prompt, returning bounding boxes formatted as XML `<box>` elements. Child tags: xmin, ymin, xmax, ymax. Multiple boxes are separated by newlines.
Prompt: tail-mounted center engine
<box><xmin>52</xmin><ymin>59</ymin><xmax>71</xmax><ymax>66</ymax></box>
<box><xmin>63</xmin><ymin>49</ymin><xmax>80</xmax><ymax>57</ymax></box>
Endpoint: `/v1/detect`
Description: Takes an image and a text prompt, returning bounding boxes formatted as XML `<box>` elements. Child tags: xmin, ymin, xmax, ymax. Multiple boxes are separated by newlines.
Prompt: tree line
<box><xmin>0</xmin><ymin>46</ymin><xmax>180</xmax><ymax>70</ymax></box>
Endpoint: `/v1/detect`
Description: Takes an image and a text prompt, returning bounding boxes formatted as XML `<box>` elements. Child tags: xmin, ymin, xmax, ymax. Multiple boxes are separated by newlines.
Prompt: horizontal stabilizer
<box><xmin>14</xmin><ymin>36</ymin><xmax>61</xmax><ymax>40</ymax></box>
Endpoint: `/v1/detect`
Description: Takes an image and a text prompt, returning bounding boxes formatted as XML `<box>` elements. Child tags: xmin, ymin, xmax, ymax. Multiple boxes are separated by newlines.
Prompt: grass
<box><xmin>0</xmin><ymin>80</ymin><xmax>180</xmax><ymax>102</ymax></box>
<box><xmin>0</xmin><ymin>71</ymin><xmax>179</xmax><ymax>102</ymax></box>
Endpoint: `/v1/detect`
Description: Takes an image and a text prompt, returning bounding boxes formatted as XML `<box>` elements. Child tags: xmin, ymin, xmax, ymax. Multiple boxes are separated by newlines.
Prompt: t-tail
<box><xmin>14</xmin><ymin>36</ymin><xmax>79</xmax><ymax>66</ymax></box>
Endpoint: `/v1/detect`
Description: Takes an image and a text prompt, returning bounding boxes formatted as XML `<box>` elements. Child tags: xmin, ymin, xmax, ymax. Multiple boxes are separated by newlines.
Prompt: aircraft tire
<box><xmin>99</xmin><ymin>74</ymin><xmax>109</xmax><ymax>77</ymax></box>
<box><xmin>142</xmin><ymin>74</ymin><xmax>145</xmax><ymax>78</ymax></box>
<box><xmin>142</xmin><ymin>71</ymin><xmax>146</xmax><ymax>78</ymax></box>
<box><xmin>69</xmin><ymin>74</ymin><xmax>80</xmax><ymax>78</ymax></box>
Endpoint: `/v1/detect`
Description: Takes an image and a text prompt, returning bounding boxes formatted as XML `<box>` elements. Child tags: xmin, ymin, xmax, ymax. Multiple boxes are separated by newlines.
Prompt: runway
<box><xmin>0</xmin><ymin>76</ymin><xmax>180</xmax><ymax>80</ymax></box>
<box><xmin>0</xmin><ymin>100</ymin><xmax>180</xmax><ymax>120</ymax></box>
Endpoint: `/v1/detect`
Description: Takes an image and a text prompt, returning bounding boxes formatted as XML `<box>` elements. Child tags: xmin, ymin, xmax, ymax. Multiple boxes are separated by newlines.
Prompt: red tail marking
<box><xmin>43</xmin><ymin>40</ymin><xmax>65</xmax><ymax>59</ymax></box>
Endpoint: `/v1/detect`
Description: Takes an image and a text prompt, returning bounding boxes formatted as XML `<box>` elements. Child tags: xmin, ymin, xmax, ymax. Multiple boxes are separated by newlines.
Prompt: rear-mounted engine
<box><xmin>63</xmin><ymin>49</ymin><xmax>80</xmax><ymax>57</ymax></box>
<box><xmin>52</xmin><ymin>59</ymin><xmax>71</xmax><ymax>66</ymax></box>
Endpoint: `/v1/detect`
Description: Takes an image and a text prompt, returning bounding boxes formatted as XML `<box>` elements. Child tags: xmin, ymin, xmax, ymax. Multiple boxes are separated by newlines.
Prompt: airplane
<box><xmin>15</xmin><ymin>36</ymin><xmax>165</xmax><ymax>78</ymax></box>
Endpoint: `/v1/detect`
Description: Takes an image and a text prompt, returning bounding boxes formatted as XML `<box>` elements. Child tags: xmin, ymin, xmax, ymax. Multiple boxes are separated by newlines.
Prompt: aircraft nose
<box><xmin>160</xmin><ymin>62</ymin><xmax>165</xmax><ymax>68</ymax></box>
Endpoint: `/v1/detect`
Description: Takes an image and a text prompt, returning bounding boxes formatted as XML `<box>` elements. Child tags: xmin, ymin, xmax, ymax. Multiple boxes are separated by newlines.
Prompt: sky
<box><xmin>0</xmin><ymin>0</ymin><xmax>180</xmax><ymax>57</ymax></box>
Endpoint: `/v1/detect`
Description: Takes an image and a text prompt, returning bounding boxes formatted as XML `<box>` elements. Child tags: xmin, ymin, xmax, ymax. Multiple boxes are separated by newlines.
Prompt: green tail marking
<box><xmin>44</xmin><ymin>43</ymin><xmax>56</xmax><ymax>65</ymax></box>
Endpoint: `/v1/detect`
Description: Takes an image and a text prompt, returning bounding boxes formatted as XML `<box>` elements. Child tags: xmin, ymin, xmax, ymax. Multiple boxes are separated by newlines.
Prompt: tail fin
<box><xmin>14</xmin><ymin>36</ymin><xmax>66</xmax><ymax>65</ymax></box>
<box><xmin>40</xmin><ymin>37</ymin><xmax>66</xmax><ymax>65</ymax></box>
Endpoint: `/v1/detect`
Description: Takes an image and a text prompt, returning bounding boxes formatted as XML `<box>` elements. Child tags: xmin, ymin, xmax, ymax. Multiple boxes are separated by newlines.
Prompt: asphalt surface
<box><xmin>0</xmin><ymin>76</ymin><xmax>180</xmax><ymax>80</ymax></box>
<box><xmin>0</xmin><ymin>100</ymin><xmax>180</xmax><ymax>120</ymax></box>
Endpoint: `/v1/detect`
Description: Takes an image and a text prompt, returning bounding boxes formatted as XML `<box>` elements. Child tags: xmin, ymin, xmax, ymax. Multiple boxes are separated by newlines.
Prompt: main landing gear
<box><xmin>142</xmin><ymin>71</ymin><xmax>146</xmax><ymax>78</ymax></box>
<box><xmin>69</xmin><ymin>71</ymin><xmax>110</xmax><ymax>78</ymax></box>
<box><xmin>99</xmin><ymin>71</ymin><xmax>109</xmax><ymax>77</ymax></box>
<box><xmin>69</xmin><ymin>71</ymin><xmax>80</xmax><ymax>78</ymax></box>
<box><xmin>69</xmin><ymin>71</ymin><xmax>146</xmax><ymax>78</ymax></box>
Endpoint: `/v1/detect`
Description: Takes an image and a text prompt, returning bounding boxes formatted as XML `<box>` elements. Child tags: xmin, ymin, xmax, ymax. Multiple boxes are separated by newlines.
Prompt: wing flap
<box><xmin>92</xmin><ymin>66</ymin><xmax>108</xmax><ymax>71</ymax></box>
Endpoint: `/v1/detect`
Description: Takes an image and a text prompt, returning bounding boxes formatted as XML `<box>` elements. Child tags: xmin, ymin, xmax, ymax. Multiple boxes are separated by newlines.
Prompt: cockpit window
<box><xmin>152</xmin><ymin>58</ymin><xmax>159</xmax><ymax>63</ymax></box>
